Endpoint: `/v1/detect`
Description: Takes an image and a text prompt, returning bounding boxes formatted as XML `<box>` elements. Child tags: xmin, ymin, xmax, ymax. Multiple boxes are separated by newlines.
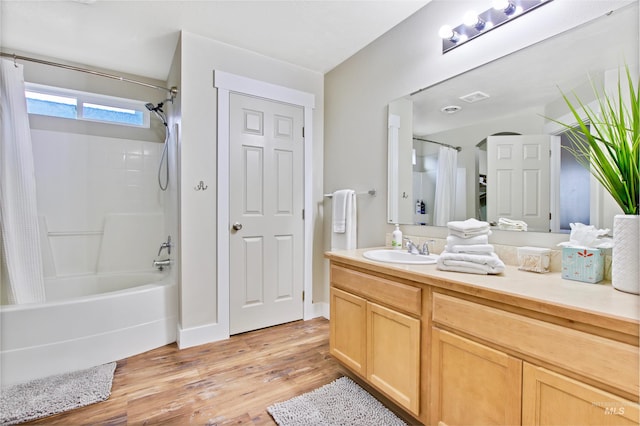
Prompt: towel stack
<box><xmin>437</xmin><ymin>218</ymin><xmax>505</xmax><ymax>275</ymax></box>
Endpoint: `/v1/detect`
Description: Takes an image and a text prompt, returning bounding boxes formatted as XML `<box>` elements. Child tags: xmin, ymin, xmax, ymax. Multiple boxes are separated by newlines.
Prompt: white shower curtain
<box><xmin>433</xmin><ymin>146</ymin><xmax>458</xmax><ymax>226</ymax></box>
<box><xmin>0</xmin><ymin>59</ymin><xmax>46</xmax><ymax>304</ymax></box>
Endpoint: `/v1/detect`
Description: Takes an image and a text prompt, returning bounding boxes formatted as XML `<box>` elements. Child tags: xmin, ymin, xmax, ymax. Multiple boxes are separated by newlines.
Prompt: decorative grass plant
<box><xmin>551</xmin><ymin>65</ymin><xmax>639</xmax><ymax>215</ymax></box>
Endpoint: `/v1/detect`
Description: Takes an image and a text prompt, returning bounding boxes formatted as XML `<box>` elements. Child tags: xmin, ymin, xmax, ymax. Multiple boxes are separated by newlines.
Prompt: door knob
<box><xmin>232</xmin><ymin>222</ymin><xmax>243</xmax><ymax>231</ymax></box>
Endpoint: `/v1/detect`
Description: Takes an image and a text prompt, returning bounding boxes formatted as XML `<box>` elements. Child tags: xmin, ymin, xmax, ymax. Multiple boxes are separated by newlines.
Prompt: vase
<box><xmin>612</xmin><ymin>214</ymin><xmax>640</xmax><ymax>294</ymax></box>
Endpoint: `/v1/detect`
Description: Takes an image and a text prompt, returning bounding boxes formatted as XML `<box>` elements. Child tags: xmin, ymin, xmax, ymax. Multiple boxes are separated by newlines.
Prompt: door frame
<box><xmin>214</xmin><ymin>71</ymin><xmax>315</xmax><ymax>339</ymax></box>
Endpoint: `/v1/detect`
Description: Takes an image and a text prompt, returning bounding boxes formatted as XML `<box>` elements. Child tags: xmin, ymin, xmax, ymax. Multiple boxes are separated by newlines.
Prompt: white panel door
<box><xmin>229</xmin><ymin>93</ymin><xmax>304</xmax><ymax>335</ymax></box>
<box><xmin>487</xmin><ymin>135</ymin><xmax>551</xmax><ymax>232</ymax></box>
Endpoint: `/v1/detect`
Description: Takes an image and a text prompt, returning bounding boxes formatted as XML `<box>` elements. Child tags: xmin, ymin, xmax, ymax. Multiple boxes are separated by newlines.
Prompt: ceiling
<box><xmin>0</xmin><ymin>0</ymin><xmax>429</xmax><ymax>81</ymax></box>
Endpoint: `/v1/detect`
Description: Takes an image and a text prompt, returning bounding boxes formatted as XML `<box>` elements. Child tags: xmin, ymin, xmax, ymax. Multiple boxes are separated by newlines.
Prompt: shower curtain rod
<box><xmin>413</xmin><ymin>136</ymin><xmax>461</xmax><ymax>152</ymax></box>
<box><xmin>0</xmin><ymin>51</ymin><xmax>178</xmax><ymax>98</ymax></box>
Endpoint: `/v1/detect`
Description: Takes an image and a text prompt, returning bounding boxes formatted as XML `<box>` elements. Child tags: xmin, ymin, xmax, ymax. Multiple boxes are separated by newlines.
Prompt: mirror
<box><xmin>388</xmin><ymin>3</ymin><xmax>638</xmax><ymax>232</ymax></box>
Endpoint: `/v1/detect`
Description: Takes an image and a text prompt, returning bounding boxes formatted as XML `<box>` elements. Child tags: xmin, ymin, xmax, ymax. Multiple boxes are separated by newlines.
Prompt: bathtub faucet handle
<box><xmin>157</xmin><ymin>235</ymin><xmax>172</xmax><ymax>256</ymax></box>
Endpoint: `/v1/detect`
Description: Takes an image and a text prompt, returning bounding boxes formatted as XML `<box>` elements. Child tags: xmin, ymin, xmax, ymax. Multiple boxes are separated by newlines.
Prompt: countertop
<box><xmin>326</xmin><ymin>248</ymin><xmax>640</xmax><ymax>338</ymax></box>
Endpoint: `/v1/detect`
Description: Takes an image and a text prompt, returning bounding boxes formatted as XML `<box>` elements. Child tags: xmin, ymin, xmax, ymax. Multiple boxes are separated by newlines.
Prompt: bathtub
<box><xmin>0</xmin><ymin>271</ymin><xmax>178</xmax><ymax>386</ymax></box>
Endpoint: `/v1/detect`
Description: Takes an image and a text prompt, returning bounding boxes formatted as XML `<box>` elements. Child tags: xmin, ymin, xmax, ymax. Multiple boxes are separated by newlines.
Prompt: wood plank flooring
<box><xmin>26</xmin><ymin>318</ymin><xmax>348</xmax><ymax>425</ymax></box>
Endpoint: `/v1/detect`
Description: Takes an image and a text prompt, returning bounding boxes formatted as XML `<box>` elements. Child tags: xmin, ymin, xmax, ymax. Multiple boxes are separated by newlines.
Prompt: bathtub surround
<box><xmin>0</xmin><ymin>362</ymin><xmax>116</xmax><ymax>424</ymax></box>
<box><xmin>0</xmin><ymin>59</ymin><xmax>46</xmax><ymax>304</ymax></box>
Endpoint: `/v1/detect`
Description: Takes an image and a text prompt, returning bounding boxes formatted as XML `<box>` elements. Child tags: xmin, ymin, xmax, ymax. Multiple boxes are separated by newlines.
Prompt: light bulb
<box><xmin>438</xmin><ymin>25</ymin><xmax>454</xmax><ymax>40</ymax></box>
<box><xmin>463</xmin><ymin>11</ymin><xmax>479</xmax><ymax>26</ymax></box>
<box><xmin>492</xmin><ymin>0</ymin><xmax>509</xmax><ymax>10</ymax></box>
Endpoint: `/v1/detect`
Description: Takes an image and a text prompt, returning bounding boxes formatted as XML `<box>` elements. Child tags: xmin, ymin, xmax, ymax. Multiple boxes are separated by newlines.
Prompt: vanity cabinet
<box><xmin>430</xmin><ymin>328</ymin><xmax>522</xmax><ymax>425</ymax></box>
<box><xmin>431</xmin><ymin>291</ymin><xmax>639</xmax><ymax>426</ymax></box>
<box><xmin>522</xmin><ymin>363</ymin><xmax>639</xmax><ymax>425</ymax></box>
<box><xmin>326</xmin><ymin>251</ymin><xmax>639</xmax><ymax>426</ymax></box>
<box><xmin>329</xmin><ymin>265</ymin><xmax>421</xmax><ymax>416</ymax></box>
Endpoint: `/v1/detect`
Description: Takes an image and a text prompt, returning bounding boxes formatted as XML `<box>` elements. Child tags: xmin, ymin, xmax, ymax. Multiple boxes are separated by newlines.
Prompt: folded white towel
<box><xmin>436</xmin><ymin>258</ymin><xmax>504</xmax><ymax>275</ymax></box>
<box><xmin>446</xmin><ymin>244</ymin><xmax>495</xmax><ymax>254</ymax></box>
<box><xmin>440</xmin><ymin>251</ymin><xmax>505</xmax><ymax>269</ymax></box>
<box><xmin>447</xmin><ymin>218</ymin><xmax>491</xmax><ymax>238</ymax></box>
<box><xmin>498</xmin><ymin>217</ymin><xmax>528</xmax><ymax>231</ymax></box>
<box><xmin>446</xmin><ymin>234</ymin><xmax>489</xmax><ymax>246</ymax></box>
<box><xmin>332</xmin><ymin>189</ymin><xmax>353</xmax><ymax>233</ymax></box>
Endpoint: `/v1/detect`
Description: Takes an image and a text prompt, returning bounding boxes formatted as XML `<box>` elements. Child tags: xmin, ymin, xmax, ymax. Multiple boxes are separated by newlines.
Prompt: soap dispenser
<box><xmin>392</xmin><ymin>224</ymin><xmax>403</xmax><ymax>249</ymax></box>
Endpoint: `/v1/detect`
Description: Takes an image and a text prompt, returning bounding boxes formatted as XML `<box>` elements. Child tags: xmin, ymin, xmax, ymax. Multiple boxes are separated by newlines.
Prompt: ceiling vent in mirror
<box><xmin>459</xmin><ymin>91</ymin><xmax>490</xmax><ymax>103</ymax></box>
<box><xmin>441</xmin><ymin>105</ymin><xmax>462</xmax><ymax>114</ymax></box>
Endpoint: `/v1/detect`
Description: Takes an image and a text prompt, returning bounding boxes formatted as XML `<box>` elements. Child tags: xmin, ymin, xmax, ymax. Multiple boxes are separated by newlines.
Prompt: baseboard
<box><xmin>308</xmin><ymin>301</ymin><xmax>329</xmax><ymax>320</ymax></box>
<box><xmin>177</xmin><ymin>321</ymin><xmax>229</xmax><ymax>349</ymax></box>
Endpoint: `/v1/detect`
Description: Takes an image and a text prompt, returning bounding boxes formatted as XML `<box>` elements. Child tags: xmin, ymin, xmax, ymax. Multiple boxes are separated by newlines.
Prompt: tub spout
<box><xmin>153</xmin><ymin>258</ymin><xmax>172</xmax><ymax>271</ymax></box>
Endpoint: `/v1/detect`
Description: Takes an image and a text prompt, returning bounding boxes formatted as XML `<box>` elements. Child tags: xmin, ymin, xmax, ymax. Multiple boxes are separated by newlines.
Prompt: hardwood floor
<box><xmin>26</xmin><ymin>318</ymin><xmax>348</xmax><ymax>425</ymax></box>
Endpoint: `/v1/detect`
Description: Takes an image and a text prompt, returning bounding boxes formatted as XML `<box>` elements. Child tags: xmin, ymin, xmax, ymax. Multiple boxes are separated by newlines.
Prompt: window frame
<box><xmin>25</xmin><ymin>82</ymin><xmax>151</xmax><ymax>128</ymax></box>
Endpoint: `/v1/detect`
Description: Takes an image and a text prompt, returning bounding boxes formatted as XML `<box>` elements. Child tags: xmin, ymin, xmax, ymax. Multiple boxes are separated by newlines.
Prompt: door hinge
<box><xmin>302</xmin><ymin>209</ymin><xmax>305</xmax><ymax>220</ymax></box>
<box><xmin>549</xmin><ymin>212</ymin><xmax>552</xmax><ymax>220</ymax></box>
<box><xmin>302</xmin><ymin>127</ymin><xmax>305</xmax><ymax>138</ymax></box>
<box><xmin>302</xmin><ymin>291</ymin><xmax>305</xmax><ymax>301</ymax></box>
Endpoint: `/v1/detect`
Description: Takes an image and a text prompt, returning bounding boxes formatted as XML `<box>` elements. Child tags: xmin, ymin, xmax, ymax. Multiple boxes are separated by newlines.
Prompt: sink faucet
<box><xmin>158</xmin><ymin>235</ymin><xmax>172</xmax><ymax>256</ymax></box>
<box><xmin>404</xmin><ymin>237</ymin><xmax>433</xmax><ymax>255</ymax></box>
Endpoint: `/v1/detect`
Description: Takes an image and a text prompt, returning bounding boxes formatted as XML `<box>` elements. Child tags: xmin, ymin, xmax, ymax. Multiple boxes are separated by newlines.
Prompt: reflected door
<box><xmin>229</xmin><ymin>93</ymin><xmax>304</xmax><ymax>335</ymax></box>
<box><xmin>487</xmin><ymin>135</ymin><xmax>552</xmax><ymax>232</ymax></box>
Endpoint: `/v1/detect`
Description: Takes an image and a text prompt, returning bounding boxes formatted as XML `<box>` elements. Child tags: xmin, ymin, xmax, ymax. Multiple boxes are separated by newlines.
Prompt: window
<box><xmin>25</xmin><ymin>83</ymin><xmax>150</xmax><ymax>128</ymax></box>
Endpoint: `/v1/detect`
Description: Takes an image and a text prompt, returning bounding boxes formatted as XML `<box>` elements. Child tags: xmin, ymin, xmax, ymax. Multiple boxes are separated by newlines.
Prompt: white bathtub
<box><xmin>0</xmin><ymin>271</ymin><xmax>178</xmax><ymax>386</ymax></box>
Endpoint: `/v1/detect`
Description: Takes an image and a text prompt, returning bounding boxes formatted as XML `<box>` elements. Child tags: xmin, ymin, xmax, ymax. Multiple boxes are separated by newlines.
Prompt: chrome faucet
<box><xmin>157</xmin><ymin>235</ymin><xmax>172</xmax><ymax>256</ymax></box>
<box><xmin>404</xmin><ymin>237</ymin><xmax>433</xmax><ymax>255</ymax></box>
<box><xmin>152</xmin><ymin>258</ymin><xmax>172</xmax><ymax>271</ymax></box>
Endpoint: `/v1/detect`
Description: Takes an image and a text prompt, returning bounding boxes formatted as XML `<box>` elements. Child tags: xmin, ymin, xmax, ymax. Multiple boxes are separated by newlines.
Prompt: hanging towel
<box><xmin>332</xmin><ymin>189</ymin><xmax>351</xmax><ymax>233</ymax></box>
<box><xmin>331</xmin><ymin>189</ymin><xmax>357</xmax><ymax>250</ymax></box>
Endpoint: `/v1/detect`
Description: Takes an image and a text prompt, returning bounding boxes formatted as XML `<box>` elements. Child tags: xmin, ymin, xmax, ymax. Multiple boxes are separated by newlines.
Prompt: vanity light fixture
<box><xmin>440</xmin><ymin>0</ymin><xmax>553</xmax><ymax>54</ymax></box>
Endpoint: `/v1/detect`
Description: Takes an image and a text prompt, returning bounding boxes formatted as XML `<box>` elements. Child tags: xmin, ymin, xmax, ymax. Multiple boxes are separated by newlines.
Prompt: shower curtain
<box><xmin>0</xmin><ymin>59</ymin><xmax>46</xmax><ymax>304</ymax></box>
<box><xmin>433</xmin><ymin>146</ymin><xmax>458</xmax><ymax>226</ymax></box>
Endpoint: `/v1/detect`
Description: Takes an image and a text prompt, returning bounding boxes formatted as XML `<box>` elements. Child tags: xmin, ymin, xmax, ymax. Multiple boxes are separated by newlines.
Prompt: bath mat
<box><xmin>0</xmin><ymin>362</ymin><xmax>116</xmax><ymax>425</ymax></box>
<box><xmin>267</xmin><ymin>376</ymin><xmax>407</xmax><ymax>426</ymax></box>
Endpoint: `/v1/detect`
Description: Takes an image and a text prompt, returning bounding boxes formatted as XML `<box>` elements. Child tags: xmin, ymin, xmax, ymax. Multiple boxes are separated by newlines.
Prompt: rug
<box><xmin>0</xmin><ymin>362</ymin><xmax>116</xmax><ymax>425</ymax></box>
<box><xmin>267</xmin><ymin>376</ymin><xmax>407</xmax><ymax>426</ymax></box>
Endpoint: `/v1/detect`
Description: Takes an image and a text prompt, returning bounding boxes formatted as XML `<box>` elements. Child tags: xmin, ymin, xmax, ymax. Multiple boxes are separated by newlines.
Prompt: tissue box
<box><xmin>518</xmin><ymin>246</ymin><xmax>551</xmax><ymax>273</ymax></box>
<box><xmin>561</xmin><ymin>247</ymin><xmax>604</xmax><ymax>283</ymax></box>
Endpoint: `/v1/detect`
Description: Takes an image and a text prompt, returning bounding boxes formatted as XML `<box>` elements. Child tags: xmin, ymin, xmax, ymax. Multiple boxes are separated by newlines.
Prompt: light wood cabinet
<box><xmin>326</xmin><ymin>254</ymin><xmax>639</xmax><ymax>426</ymax></box>
<box><xmin>329</xmin><ymin>267</ymin><xmax>422</xmax><ymax>416</ymax></box>
<box><xmin>330</xmin><ymin>287</ymin><xmax>366</xmax><ymax>375</ymax></box>
<box><xmin>430</xmin><ymin>328</ymin><xmax>522</xmax><ymax>426</ymax></box>
<box><xmin>522</xmin><ymin>363</ymin><xmax>639</xmax><ymax>426</ymax></box>
<box><xmin>367</xmin><ymin>302</ymin><xmax>420</xmax><ymax>415</ymax></box>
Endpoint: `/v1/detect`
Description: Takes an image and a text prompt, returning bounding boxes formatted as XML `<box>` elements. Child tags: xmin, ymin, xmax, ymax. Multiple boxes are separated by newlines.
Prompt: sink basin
<box><xmin>363</xmin><ymin>249</ymin><xmax>438</xmax><ymax>265</ymax></box>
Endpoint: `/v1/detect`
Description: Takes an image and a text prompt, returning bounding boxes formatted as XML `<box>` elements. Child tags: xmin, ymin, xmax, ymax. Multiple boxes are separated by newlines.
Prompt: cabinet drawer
<box><xmin>331</xmin><ymin>264</ymin><xmax>421</xmax><ymax>316</ymax></box>
<box><xmin>432</xmin><ymin>292</ymin><xmax>639</xmax><ymax>398</ymax></box>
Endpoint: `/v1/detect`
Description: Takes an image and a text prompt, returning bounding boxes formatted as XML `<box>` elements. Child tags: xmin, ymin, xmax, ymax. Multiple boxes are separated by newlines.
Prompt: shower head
<box><xmin>145</xmin><ymin>102</ymin><xmax>164</xmax><ymax>113</ymax></box>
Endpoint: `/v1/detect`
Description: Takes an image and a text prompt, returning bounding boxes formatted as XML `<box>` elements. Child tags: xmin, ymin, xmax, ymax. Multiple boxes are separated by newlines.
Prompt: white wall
<box><xmin>176</xmin><ymin>31</ymin><xmax>324</xmax><ymax>346</ymax></box>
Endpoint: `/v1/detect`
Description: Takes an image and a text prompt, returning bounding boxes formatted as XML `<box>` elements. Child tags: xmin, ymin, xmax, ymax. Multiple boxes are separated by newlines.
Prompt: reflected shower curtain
<box><xmin>0</xmin><ymin>59</ymin><xmax>45</xmax><ymax>303</ymax></box>
<box><xmin>433</xmin><ymin>146</ymin><xmax>458</xmax><ymax>226</ymax></box>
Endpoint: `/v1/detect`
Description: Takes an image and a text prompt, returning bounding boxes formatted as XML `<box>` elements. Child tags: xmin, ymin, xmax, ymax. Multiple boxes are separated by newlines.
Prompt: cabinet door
<box><xmin>367</xmin><ymin>302</ymin><xmax>420</xmax><ymax>415</ymax></box>
<box><xmin>330</xmin><ymin>287</ymin><xmax>366</xmax><ymax>375</ymax></box>
<box><xmin>431</xmin><ymin>328</ymin><xmax>522</xmax><ymax>425</ymax></box>
<box><xmin>522</xmin><ymin>363</ymin><xmax>639</xmax><ymax>425</ymax></box>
